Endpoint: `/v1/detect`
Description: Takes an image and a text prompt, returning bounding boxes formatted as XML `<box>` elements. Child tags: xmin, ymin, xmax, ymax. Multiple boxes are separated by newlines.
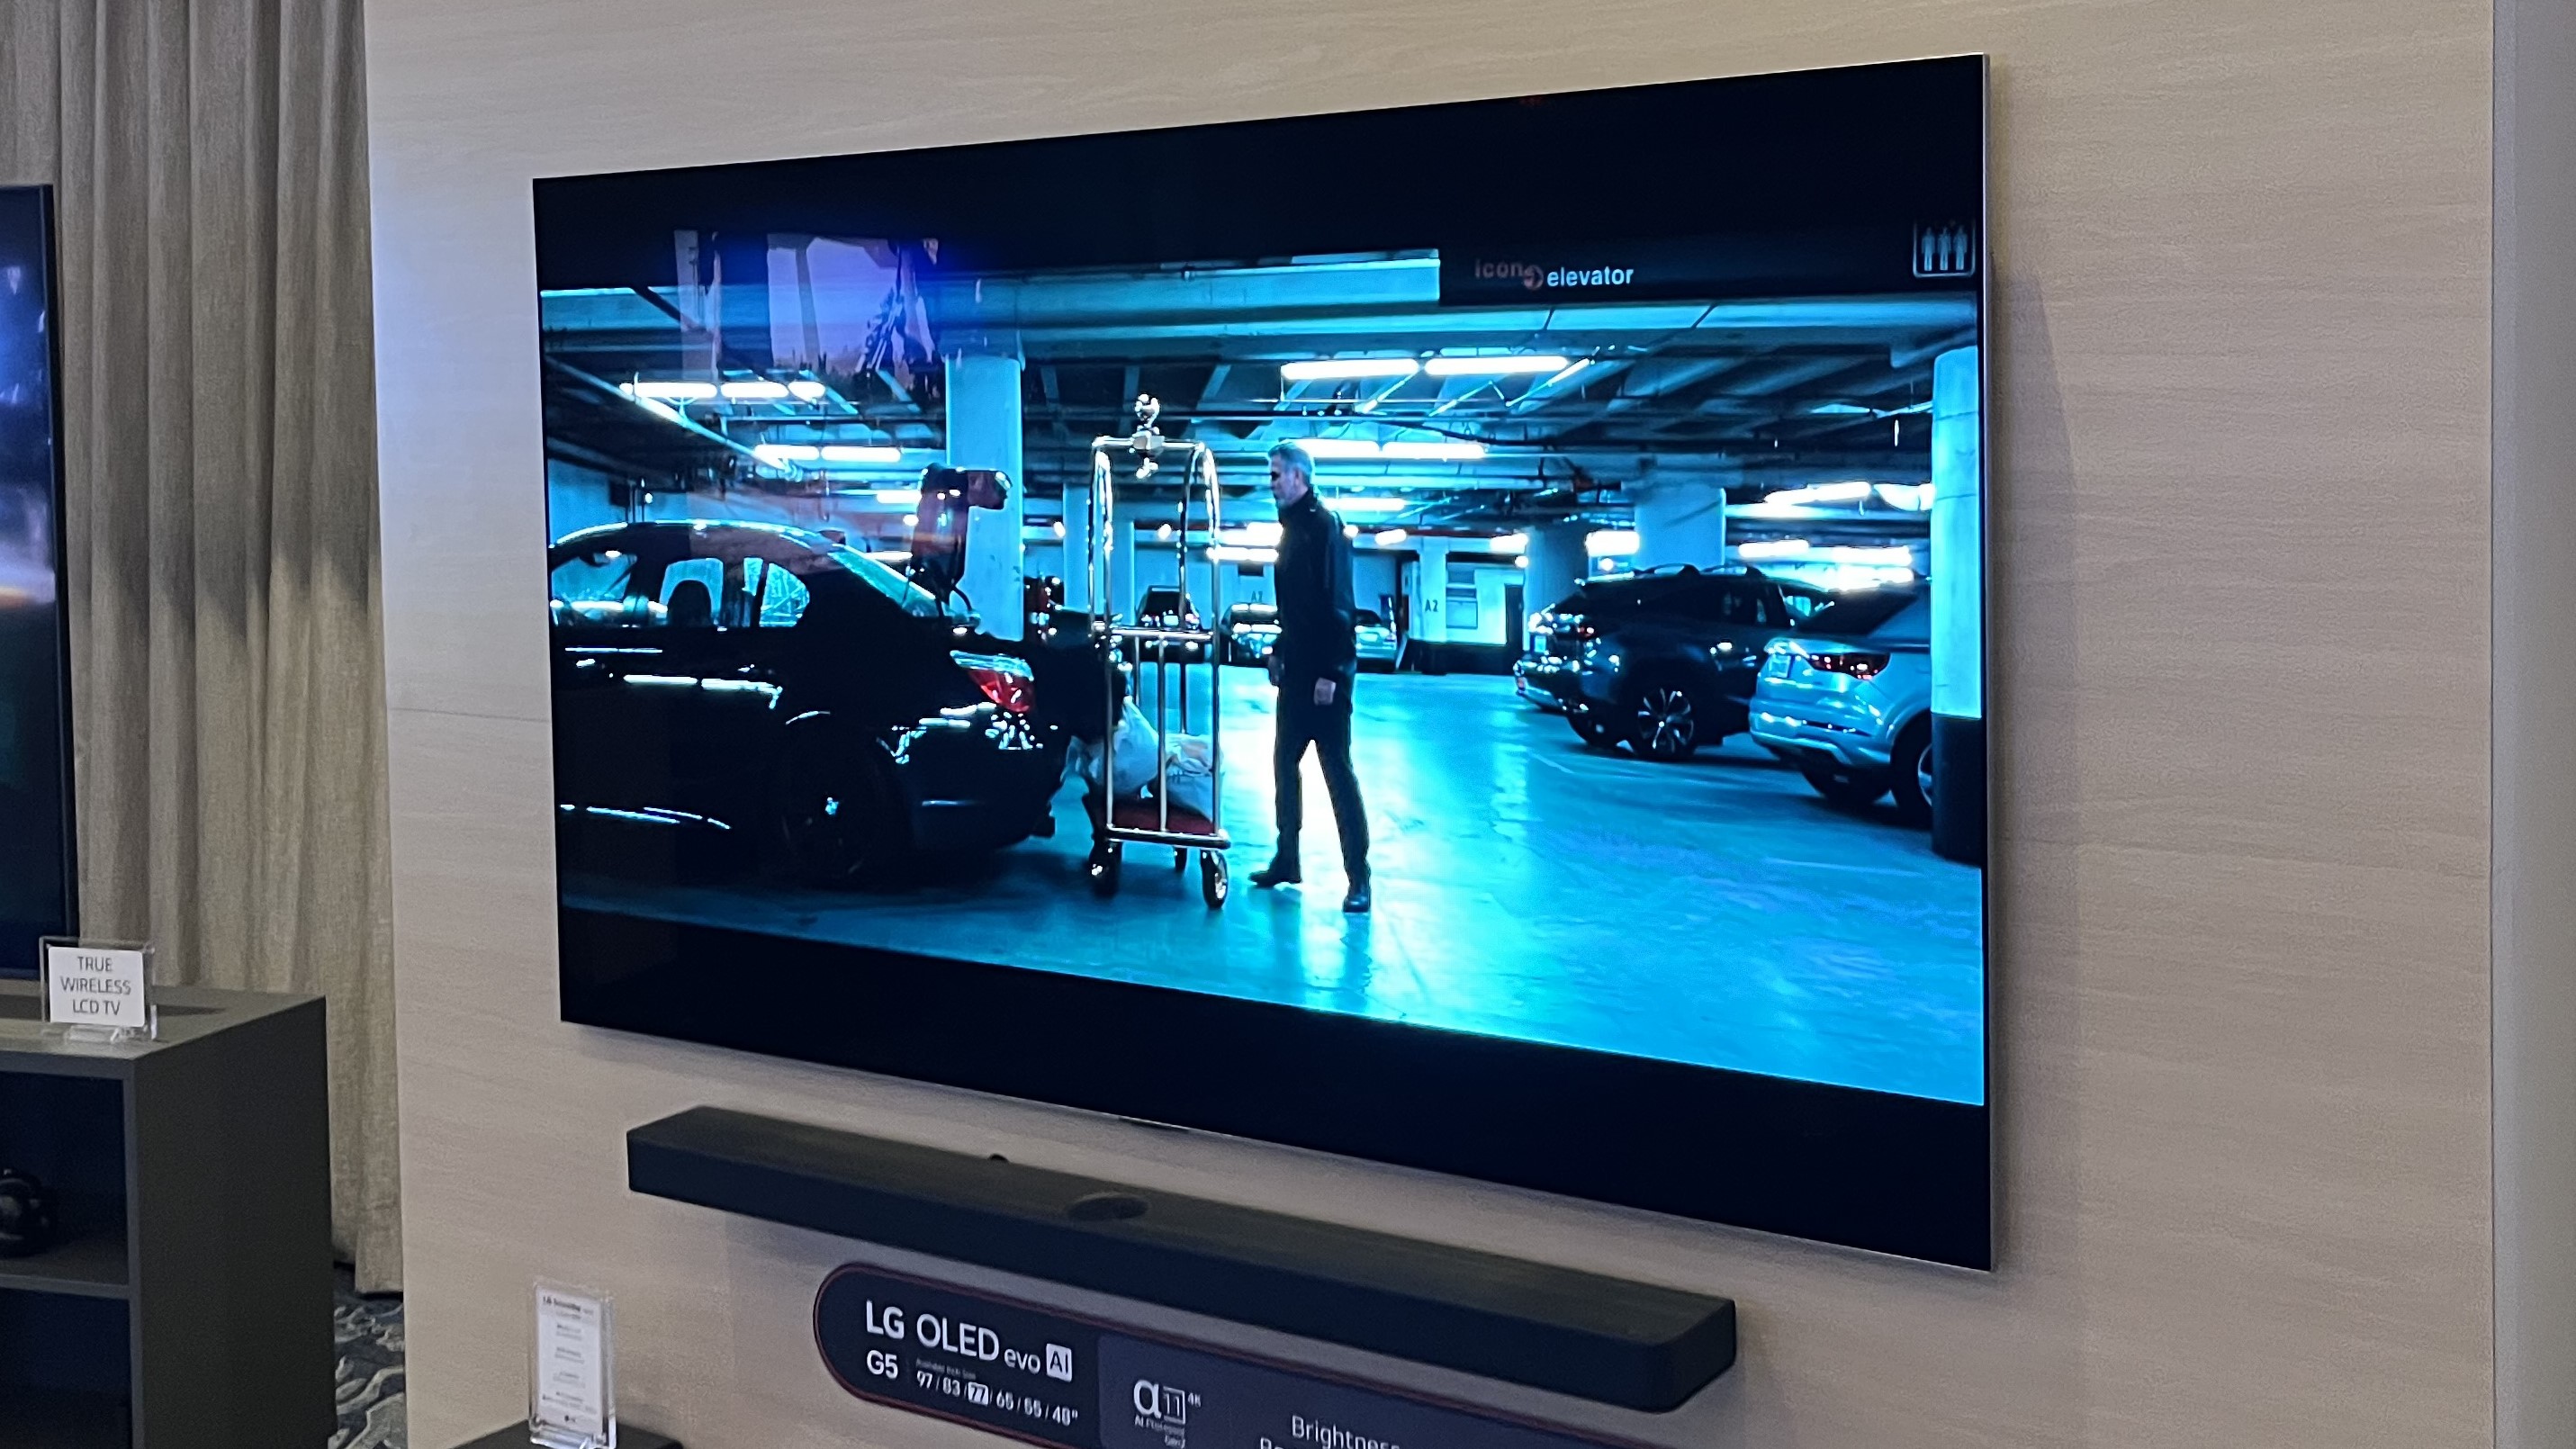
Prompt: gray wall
<box><xmin>363</xmin><ymin>2</ymin><xmax>2508</xmax><ymax>1445</ymax></box>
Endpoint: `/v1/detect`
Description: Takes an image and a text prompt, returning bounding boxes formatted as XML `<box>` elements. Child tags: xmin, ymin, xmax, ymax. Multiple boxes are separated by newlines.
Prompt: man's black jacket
<box><xmin>1272</xmin><ymin>490</ymin><xmax>1357</xmax><ymax>694</ymax></box>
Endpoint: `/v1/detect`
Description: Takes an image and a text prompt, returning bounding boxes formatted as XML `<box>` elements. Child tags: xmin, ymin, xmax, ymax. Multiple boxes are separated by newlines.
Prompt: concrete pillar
<box><xmin>1630</xmin><ymin>472</ymin><xmax>1731</xmax><ymax>571</ymax></box>
<box><xmin>945</xmin><ymin>351</ymin><xmax>1025</xmax><ymax>639</ymax></box>
<box><xmin>1929</xmin><ymin>345</ymin><xmax>1985</xmax><ymax>864</ymax></box>
<box><xmin>1523</xmin><ymin>522</ymin><xmax>1588</xmax><ymax>619</ymax></box>
<box><xmin>1412</xmin><ymin>538</ymin><xmax>1454</xmax><ymax>643</ymax></box>
<box><xmin>1061</xmin><ymin>483</ymin><xmax>1094</xmax><ymax>611</ymax></box>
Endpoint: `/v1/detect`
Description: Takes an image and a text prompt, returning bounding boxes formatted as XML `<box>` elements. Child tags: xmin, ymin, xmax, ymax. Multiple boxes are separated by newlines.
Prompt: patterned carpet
<box><xmin>332</xmin><ymin>1266</ymin><xmax>408</xmax><ymax>1449</ymax></box>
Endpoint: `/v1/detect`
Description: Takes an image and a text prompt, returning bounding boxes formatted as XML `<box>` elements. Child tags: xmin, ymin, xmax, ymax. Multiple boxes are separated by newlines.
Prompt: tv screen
<box><xmin>536</xmin><ymin>56</ymin><xmax>1991</xmax><ymax>1265</ymax></box>
<box><xmin>0</xmin><ymin>185</ymin><xmax>73</xmax><ymax>978</ymax></box>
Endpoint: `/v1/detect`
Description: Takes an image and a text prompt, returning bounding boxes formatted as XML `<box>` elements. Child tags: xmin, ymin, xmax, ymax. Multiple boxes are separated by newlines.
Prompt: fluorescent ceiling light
<box><xmin>753</xmin><ymin>444</ymin><xmax>820</xmax><ymax>466</ymax></box>
<box><xmin>1294</xmin><ymin>438</ymin><xmax>1488</xmax><ymax>462</ymax></box>
<box><xmin>872</xmin><ymin>488</ymin><xmax>922</xmax><ymax>506</ymax></box>
<box><xmin>1293</xmin><ymin>437</ymin><xmax>1384</xmax><ymax>459</ymax></box>
<box><xmin>1874</xmin><ymin>482</ymin><xmax>1934</xmax><ymax>510</ymax></box>
<box><xmin>1737</xmin><ymin>537</ymin><xmax>1812</xmax><ymax>560</ymax></box>
<box><xmin>1487</xmin><ymin>532</ymin><xmax>1530</xmax><ymax>554</ymax></box>
<box><xmin>1424</xmin><ymin>355</ymin><xmax>1571</xmax><ymax>378</ymax></box>
<box><xmin>624</xmin><ymin>381</ymin><xmax>716</xmax><ymax>402</ymax></box>
<box><xmin>788</xmin><ymin>380</ymin><xmax>831</xmax><ymax>401</ymax></box>
<box><xmin>1586</xmin><ymin>529</ymin><xmax>1641</xmax><ymax>557</ymax></box>
<box><xmin>1820</xmin><ymin>545</ymin><xmax>1915</xmax><ymax>566</ymax></box>
<box><xmin>719</xmin><ymin>380</ymin><xmax>790</xmax><ymax>400</ymax></box>
<box><xmin>1208</xmin><ymin>545</ymin><xmax>1279</xmax><ymax>565</ymax></box>
<box><xmin>1282</xmin><ymin>358</ymin><xmax>1420</xmax><ymax>382</ymax></box>
<box><xmin>821</xmin><ymin>445</ymin><xmax>905</xmax><ymax>465</ymax></box>
<box><xmin>1808</xmin><ymin>400</ymin><xmax>1932</xmax><ymax>418</ymax></box>
<box><xmin>1373</xmin><ymin>529</ymin><xmax>1410</xmax><ymax>547</ymax></box>
<box><xmin>1763</xmin><ymin>481</ymin><xmax>1876</xmax><ymax>507</ymax></box>
<box><xmin>1230</xmin><ymin>521</ymin><xmax>1285</xmax><ymax>545</ymax></box>
<box><xmin>1324</xmin><ymin>497</ymin><xmax>1410</xmax><ymax>516</ymax></box>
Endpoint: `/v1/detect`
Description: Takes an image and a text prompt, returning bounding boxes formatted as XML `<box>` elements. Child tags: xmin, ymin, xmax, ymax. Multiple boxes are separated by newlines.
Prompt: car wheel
<box><xmin>1200</xmin><ymin>850</ymin><xmax>1229</xmax><ymax>908</ymax></box>
<box><xmin>1630</xmin><ymin>682</ymin><xmax>1703</xmax><ymax>761</ymax></box>
<box><xmin>1086</xmin><ymin>839</ymin><xmax>1123</xmax><ymax>896</ymax></box>
<box><xmin>1567</xmin><ymin>708</ymin><xmax>1620</xmax><ymax>750</ymax></box>
<box><xmin>772</xmin><ymin>730</ymin><xmax>909</xmax><ymax>887</ymax></box>
<box><xmin>1890</xmin><ymin>717</ymin><xmax>1933</xmax><ymax>825</ymax></box>
<box><xmin>1802</xmin><ymin>765</ymin><xmax>1891</xmax><ymax>810</ymax></box>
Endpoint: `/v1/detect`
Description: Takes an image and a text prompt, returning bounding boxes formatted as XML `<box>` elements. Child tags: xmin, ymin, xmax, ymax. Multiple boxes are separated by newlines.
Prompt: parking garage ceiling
<box><xmin>538</xmin><ymin>250</ymin><xmax>1969</xmax><ymax>530</ymax></box>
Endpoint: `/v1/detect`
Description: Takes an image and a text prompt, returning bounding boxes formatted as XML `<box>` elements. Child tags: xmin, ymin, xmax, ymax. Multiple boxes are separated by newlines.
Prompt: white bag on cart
<box><xmin>1071</xmin><ymin>700</ymin><xmax>1165</xmax><ymax>797</ymax></box>
<box><xmin>1160</xmin><ymin>736</ymin><xmax>1215</xmax><ymax>820</ymax></box>
<box><xmin>1077</xmin><ymin>702</ymin><xmax>1215</xmax><ymax>820</ymax></box>
<box><xmin>1111</xmin><ymin>701</ymin><xmax>1164</xmax><ymax>795</ymax></box>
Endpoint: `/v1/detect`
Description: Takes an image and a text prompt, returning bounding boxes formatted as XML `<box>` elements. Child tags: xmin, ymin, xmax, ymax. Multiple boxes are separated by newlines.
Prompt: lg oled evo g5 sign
<box><xmin>815</xmin><ymin>1268</ymin><xmax>1628</xmax><ymax>1449</ymax></box>
<box><xmin>535</xmin><ymin>55</ymin><xmax>1993</xmax><ymax>1267</ymax></box>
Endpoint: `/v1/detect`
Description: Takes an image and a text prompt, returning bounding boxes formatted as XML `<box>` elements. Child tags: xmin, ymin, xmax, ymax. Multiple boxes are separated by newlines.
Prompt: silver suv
<box><xmin>1749</xmin><ymin>585</ymin><xmax>1933</xmax><ymax>823</ymax></box>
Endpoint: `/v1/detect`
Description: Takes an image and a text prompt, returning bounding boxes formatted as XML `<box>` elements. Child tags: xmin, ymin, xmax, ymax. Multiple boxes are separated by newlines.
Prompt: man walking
<box><xmin>1251</xmin><ymin>441</ymin><xmax>1371</xmax><ymax>913</ymax></box>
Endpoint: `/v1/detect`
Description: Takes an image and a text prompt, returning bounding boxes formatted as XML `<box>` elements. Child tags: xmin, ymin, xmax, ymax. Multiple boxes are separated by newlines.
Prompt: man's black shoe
<box><xmin>1250</xmin><ymin>862</ymin><xmax>1302</xmax><ymax>888</ymax></box>
<box><xmin>1342</xmin><ymin>882</ymin><xmax>1372</xmax><ymax>914</ymax></box>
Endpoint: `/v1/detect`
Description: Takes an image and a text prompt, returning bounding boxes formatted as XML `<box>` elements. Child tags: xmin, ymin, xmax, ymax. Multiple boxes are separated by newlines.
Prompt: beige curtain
<box><xmin>0</xmin><ymin>0</ymin><xmax>401</xmax><ymax>1290</ymax></box>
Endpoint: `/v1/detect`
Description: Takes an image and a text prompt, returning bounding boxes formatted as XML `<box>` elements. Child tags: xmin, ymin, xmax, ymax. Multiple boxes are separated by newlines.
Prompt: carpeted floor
<box><xmin>332</xmin><ymin>1266</ymin><xmax>408</xmax><ymax>1449</ymax></box>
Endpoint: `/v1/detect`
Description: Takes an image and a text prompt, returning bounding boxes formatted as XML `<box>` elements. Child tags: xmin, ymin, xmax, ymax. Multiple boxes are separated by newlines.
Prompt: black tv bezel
<box><xmin>1</xmin><ymin>184</ymin><xmax>79</xmax><ymax>976</ymax></box>
<box><xmin>538</xmin><ymin>56</ymin><xmax>1995</xmax><ymax>1270</ymax></box>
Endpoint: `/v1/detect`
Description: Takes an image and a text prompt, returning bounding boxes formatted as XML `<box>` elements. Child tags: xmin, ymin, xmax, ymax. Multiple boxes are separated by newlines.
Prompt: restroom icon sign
<box><xmin>1913</xmin><ymin>222</ymin><xmax>1977</xmax><ymax>278</ymax></box>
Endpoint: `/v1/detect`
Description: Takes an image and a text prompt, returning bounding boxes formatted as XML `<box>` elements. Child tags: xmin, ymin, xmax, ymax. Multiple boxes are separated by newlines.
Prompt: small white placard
<box><xmin>43</xmin><ymin>943</ymin><xmax>149</xmax><ymax>1032</ymax></box>
<box><xmin>532</xmin><ymin>1284</ymin><xmax>613</xmax><ymax>1446</ymax></box>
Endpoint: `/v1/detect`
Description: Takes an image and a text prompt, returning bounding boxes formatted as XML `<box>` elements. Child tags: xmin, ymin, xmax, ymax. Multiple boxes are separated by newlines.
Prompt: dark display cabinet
<box><xmin>0</xmin><ymin>981</ymin><xmax>330</xmax><ymax>1449</ymax></box>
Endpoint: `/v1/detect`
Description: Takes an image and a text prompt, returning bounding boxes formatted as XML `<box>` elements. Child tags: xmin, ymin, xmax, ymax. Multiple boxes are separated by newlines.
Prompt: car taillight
<box><xmin>1567</xmin><ymin>619</ymin><xmax>1599</xmax><ymax>641</ymax></box>
<box><xmin>1804</xmin><ymin>651</ymin><xmax>1890</xmax><ymax>680</ymax></box>
<box><xmin>951</xmin><ymin>652</ymin><xmax>1036</xmax><ymax>713</ymax></box>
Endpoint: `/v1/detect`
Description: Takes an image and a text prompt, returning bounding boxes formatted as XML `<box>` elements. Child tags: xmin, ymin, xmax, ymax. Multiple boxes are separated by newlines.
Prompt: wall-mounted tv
<box><xmin>0</xmin><ymin>185</ymin><xmax>74</xmax><ymax>978</ymax></box>
<box><xmin>535</xmin><ymin>56</ymin><xmax>1991</xmax><ymax>1266</ymax></box>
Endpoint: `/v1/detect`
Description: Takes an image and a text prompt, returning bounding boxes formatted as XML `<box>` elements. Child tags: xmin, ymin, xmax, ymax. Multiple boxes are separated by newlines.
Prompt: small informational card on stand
<box><xmin>37</xmin><ymin>939</ymin><xmax>157</xmax><ymax>1043</ymax></box>
<box><xmin>531</xmin><ymin>1281</ymin><xmax>617</xmax><ymax>1449</ymax></box>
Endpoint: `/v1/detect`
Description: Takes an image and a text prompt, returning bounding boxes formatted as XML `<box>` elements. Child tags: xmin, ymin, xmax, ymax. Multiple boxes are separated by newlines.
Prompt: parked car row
<box><xmin>549</xmin><ymin>525</ymin><xmax>1431</xmax><ymax>895</ymax></box>
<box><xmin>1514</xmin><ymin>565</ymin><xmax>1935</xmax><ymax>822</ymax></box>
<box><xmin>1223</xmin><ymin>602</ymin><xmax>1399</xmax><ymax>671</ymax></box>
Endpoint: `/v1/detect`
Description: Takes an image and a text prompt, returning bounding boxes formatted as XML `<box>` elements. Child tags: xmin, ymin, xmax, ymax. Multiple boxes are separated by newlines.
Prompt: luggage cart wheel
<box><xmin>1087</xmin><ymin>841</ymin><xmax>1122</xmax><ymax>897</ymax></box>
<box><xmin>1200</xmin><ymin>850</ymin><xmax>1229</xmax><ymax>908</ymax></box>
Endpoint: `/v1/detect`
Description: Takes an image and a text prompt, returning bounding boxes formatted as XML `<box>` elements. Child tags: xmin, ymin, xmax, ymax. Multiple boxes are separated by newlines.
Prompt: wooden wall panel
<box><xmin>364</xmin><ymin>1</ymin><xmax>2497</xmax><ymax>1444</ymax></box>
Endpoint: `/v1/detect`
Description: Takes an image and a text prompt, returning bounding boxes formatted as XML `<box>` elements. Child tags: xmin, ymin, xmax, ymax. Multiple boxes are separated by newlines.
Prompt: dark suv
<box><xmin>547</xmin><ymin>521</ymin><xmax>1067</xmax><ymax>886</ymax></box>
<box><xmin>1519</xmin><ymin>566</ymin><xmax>1830</xmax><ymax>760</ymax></box>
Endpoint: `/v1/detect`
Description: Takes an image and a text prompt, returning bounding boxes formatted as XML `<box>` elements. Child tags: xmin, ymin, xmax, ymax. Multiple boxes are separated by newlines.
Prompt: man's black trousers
<box><xmin>1272</xmin><ymin>688</ymin><xmax>1370</xmax><ymax>881</ymax></box>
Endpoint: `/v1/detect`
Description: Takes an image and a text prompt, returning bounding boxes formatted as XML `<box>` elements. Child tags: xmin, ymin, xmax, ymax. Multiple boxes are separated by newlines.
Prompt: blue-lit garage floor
<box><xmin>567</xmin><ymin>670</ymin><xmax>1986</xmax><ymax>1104</ymax></box>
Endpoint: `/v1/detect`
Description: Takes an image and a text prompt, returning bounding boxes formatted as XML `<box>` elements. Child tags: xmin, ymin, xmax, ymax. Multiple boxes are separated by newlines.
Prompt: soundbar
<box><xmin>625</xmin><ymin>1107</ymin><xmax>1736</xmax><ymax>1411</ymax></box>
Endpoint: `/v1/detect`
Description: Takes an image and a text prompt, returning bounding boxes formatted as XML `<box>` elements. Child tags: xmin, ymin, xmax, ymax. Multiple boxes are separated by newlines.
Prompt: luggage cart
<box><xmin>1083</xmin><ymin>395</ymin><xmax>1231</xmax><ymax>908</ymax></box>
